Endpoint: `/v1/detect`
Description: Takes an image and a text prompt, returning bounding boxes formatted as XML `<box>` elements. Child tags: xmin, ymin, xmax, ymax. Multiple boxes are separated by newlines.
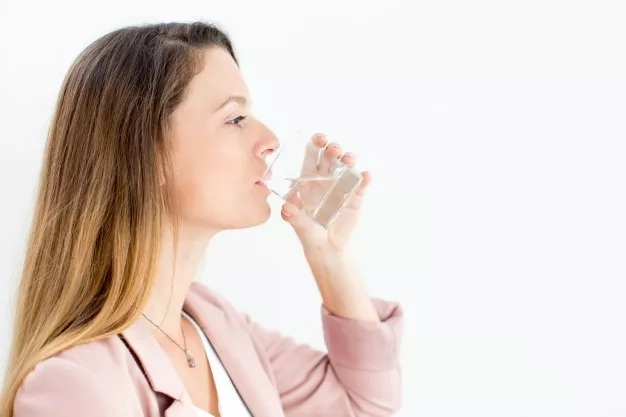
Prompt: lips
<box><xmin>258</xmin><ymin>168</ymin><xmax>272</xmax><ymax>184</ymax></box>
<box><xmin>255</xmin><ymin>179</ymin><xmax>269</xmax><ymax>192</ymax></box>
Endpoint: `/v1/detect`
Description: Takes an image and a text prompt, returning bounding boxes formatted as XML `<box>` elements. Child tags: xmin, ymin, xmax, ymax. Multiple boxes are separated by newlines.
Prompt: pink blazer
<box><xmin>13</xmin><ymin>282</ymin><xmax>403</xmax><ymax>416</ymax></box>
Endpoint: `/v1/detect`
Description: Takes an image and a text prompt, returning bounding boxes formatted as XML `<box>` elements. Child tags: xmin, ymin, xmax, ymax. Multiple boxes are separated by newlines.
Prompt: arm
<box><xmin>247</xmin><ymin>294</ymin><xmax>403</xmax><ymax>417</ymax></box>
<box><xmin>270</xmin><ymin>140</ymin><xmax>403</xmax><ymax>415</ymax></box>
<box><xmin>304</xmin><ymin>249</ymin><xmax>381</xmax><ymax>322</ymax></box>
<box><xmin>13</xmin><ymin>357</ymin><xmax>129</xmax><ymax>417</ymax></box>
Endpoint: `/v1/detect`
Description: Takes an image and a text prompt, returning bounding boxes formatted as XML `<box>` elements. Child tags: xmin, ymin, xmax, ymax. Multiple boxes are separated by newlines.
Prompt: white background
<box><xmin>1</xmin><ymin>0</ymin><xmax>625</xmax><ymax>416</ymax></box>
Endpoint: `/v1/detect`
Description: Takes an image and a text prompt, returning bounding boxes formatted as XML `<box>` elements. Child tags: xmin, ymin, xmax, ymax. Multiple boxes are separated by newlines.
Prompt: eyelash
<box><xmin>227</xmin><ymin>115</ymin><xmax>247</xmax><ymax>128</ymax></box>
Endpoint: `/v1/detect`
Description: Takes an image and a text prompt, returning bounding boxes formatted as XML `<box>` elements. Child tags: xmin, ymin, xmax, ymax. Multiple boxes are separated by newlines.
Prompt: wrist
<box><xmin>303</xmin><ymin>244</ymin><xmax>352</xmax><ymax>266</ymax></box>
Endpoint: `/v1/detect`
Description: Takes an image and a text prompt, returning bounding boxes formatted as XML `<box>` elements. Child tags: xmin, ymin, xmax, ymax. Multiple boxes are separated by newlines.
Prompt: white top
<box><xmin>182</xmin><ymin>312</ymin><xmax>251</xmax><ymax>417</ymax></box>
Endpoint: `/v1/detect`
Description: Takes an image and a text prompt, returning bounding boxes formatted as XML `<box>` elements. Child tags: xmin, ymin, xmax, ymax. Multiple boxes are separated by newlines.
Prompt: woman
<box><xmin>1</xmin><ymin>21</ymin><xmax>403</xmax><ymax>417</ymax></box>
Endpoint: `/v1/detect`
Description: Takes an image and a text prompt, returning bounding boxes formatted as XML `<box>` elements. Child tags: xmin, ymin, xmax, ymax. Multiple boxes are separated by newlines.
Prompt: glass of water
<box><xmin>261</xmin><ymin>130</ymin><xmax>363</xmax><ymax>229</ymax></box>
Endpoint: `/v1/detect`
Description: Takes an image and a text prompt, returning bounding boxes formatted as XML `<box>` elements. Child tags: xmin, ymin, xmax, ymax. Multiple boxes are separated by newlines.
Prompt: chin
<box><xmin>222</xmin><ymin>201</ymin><xmax>272</xmax><ymax>230</ymax></box>
<box><xmin>244</xmin><ymin>208</ymin><xmax>271</xmax><ymax>228</ymax></box>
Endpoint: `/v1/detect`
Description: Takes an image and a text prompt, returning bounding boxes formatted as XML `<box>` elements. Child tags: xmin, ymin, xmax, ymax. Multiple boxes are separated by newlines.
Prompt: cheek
<box><xmin>172</xmin><ymin>140</ymin><xmax>250</xmax><ymax>213</ymax></box>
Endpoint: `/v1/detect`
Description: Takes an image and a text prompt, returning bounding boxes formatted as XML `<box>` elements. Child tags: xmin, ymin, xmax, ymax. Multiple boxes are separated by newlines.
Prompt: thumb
<box><xmin>280</xmin><ymin>201</ymin><xmax>308</xmax><ymax>231</ymax></box>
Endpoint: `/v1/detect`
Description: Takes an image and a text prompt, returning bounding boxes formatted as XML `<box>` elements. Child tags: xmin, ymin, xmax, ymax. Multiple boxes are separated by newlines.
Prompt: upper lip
<box><xmin>257</xmin><ymin>168</ymin><xmax>271</xmax><ymax>183</ymax></box>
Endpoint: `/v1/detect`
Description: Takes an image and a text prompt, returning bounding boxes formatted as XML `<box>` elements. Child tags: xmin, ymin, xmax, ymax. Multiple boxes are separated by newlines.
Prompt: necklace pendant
<box><xmin>185</xmin><ymin>350</ymin><xmax>196</xmax><ymax>368</ymax></box>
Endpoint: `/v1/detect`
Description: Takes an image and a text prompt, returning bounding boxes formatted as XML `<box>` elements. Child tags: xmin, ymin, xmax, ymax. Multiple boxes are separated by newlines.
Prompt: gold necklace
<box><xmin>142</xmin><ymin>313</ymin><xmax>196</xmax><ymax>368</ymax></box>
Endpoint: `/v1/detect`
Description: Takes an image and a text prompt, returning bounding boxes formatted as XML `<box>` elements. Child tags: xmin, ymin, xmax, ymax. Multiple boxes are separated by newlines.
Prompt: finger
<box><xmin>354</xmin><ymin>170</ymin><xmax>371</xmax><ymax>197</ymax></box>
<box><xmin>325</xmin><ymin>145</ymin><xmax>346</xmax><ymax>175</ymax></box>
<box><xmin>340</xmin><ymin>152</ymin><xmax>356</xmax><ymax>167</ymax></box>
<box><xmin>312</xmin><ymin>133</ymin><xmax>329</xmax><ymax>149</ymax></box>
<box><xmin>318</xmin><ymin>143</ymin><xmax>342</xmax><ymax>174</ymax></box>
<box><xmin>283</xmin><ymin>186</ymin><xmax>301</xmax><ymax>206</ymax></box>
<box><xmin>300</xmin><ymin>133</ymin><xmax>326</xmax><ymax>177</ymax></box>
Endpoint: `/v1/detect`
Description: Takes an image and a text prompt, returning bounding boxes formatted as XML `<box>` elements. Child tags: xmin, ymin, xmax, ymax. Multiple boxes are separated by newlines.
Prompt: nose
<box><xmin>256</xmin><ymin>123</ymin><xmax>279</xmax><ymax>158</ymax></box>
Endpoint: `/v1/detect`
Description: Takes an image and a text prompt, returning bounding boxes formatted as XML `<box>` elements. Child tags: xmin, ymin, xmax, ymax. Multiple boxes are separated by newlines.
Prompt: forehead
<box><xmin>186</xmin><ymin>47</ymin><xmax>249</xmax><ymax>110</ymax></box>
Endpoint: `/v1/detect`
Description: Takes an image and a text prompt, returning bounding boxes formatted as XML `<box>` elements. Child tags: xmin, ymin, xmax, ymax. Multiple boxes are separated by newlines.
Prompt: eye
<box><xmin>227</xmin><ymin>115</ymin><xmax>247</xmax><ymax>127</ymax></box>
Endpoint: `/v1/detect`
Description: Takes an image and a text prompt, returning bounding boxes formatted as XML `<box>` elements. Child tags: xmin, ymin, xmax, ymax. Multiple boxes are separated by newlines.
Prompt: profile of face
<box><xmin>167</xmin><ymin>47</ymin><xmax>278</xmax><ymax>232</ymax></box>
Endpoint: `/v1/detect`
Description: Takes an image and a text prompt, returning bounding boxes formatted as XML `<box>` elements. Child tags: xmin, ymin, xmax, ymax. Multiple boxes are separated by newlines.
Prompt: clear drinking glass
<box><xmin>261</xmin><ymin>130</ymin><xmax>363</xmax><ymax>229</ymax></box>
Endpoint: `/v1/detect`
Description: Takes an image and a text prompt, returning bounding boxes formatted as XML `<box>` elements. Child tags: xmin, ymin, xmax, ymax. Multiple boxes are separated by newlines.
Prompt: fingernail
<box><xmin>281</xmin><ymin>207</ymin><xmax>291</xmax><ymax>217</ymax></box>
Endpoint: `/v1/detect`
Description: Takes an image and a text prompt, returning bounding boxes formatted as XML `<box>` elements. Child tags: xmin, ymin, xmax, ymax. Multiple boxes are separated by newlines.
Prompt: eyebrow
<box><xmin>215</xmin><ymin>95</ymin><xmax>250</xmax><ymax>112</ymax></box>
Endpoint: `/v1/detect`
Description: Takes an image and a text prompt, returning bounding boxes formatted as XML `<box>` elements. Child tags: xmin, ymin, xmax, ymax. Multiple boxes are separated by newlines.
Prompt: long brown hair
<box><xmin>1</xmin><ymin>22</ymin><xmax>237</xmax><ymax>416</ymax></box>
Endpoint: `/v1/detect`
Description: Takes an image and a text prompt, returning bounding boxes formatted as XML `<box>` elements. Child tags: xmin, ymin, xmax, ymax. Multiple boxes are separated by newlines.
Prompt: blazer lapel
<box><xmin>183</xmin><ymin>287</ymin><xmax>284</xmax><ymax>417</ymax></box>
<box><xmin>120</xmin><ymin>320</ymin><xmax>197</xmax><ymax>417</ymax></box>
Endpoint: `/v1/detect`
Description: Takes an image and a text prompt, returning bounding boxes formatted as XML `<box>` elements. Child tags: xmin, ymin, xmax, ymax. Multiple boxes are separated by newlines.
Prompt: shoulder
<box><xmin>14</xmin><ymin>336</ymin><xmax>136</xmax><ymax>416</ymax></box>
<box><xmin>186</xmin><ymin>282</ymin><xmax>271</xmax><ymax>344</ymax></box>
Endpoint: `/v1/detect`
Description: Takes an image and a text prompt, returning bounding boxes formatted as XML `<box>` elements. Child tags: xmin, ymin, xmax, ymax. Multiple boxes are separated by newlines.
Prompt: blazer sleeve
<box><xmin>13</xmin><ymin>357</ymin><xmax>130</xmax><ymax>417</ymax></box>
<box><xmin>246</xmin><ymin>298</ymin><xmax>404</xmax><ymax>417</ymax></box>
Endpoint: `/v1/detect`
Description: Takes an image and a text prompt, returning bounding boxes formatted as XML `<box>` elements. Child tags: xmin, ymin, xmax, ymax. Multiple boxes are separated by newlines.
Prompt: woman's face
<box><xmin>168</xmin><ymin>47</ymin><xmax>278</xmax><ymax>232</ymax></box>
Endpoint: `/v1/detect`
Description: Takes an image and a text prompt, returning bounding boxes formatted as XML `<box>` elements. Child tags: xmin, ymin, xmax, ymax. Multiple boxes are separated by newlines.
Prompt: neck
<box><xmin>142</xmin><ymin>221</ymin><xmax>216</xmax><ymax>336</ymax></box>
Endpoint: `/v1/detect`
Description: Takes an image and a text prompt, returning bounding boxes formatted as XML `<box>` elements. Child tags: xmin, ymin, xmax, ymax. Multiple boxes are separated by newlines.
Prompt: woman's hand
<box><xmin>280</xmin><ymin>133</ymin><xmax>371</xmax><ymax>255</ymax></box>
<box><xmin>279</xmin><ymin>133</ymin><xmax>379</xmax><ymax>322</ymax></box>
